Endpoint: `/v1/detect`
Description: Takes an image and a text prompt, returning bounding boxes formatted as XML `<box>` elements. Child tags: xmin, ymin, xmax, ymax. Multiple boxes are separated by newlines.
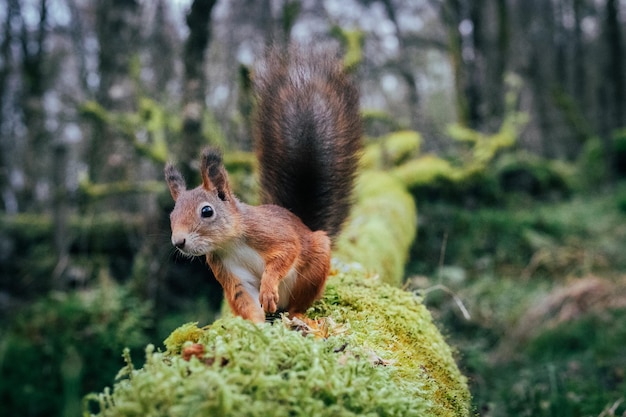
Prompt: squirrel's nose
<box><xmin>172</xmin><ymin>236</ymin><xmax>186</xmax><ymax>249</ymax></box>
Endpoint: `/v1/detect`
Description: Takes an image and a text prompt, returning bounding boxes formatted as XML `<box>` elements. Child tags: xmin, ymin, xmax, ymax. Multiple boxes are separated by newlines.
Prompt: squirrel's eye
<box><xmin>200</xmin><ymin>205</ymin><xmax>214</xmax><ymax>218</ymax></box>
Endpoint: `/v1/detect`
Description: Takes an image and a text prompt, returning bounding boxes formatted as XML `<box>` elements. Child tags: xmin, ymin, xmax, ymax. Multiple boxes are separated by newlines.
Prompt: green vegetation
<box><xmin>4</xmin><ymin>116</ymin><xmax>626</xmax><ymax>417</ymax></box>
<box><xmin>0</xmin><ymin>279</ymin><xmax>152</xmax><ymax>417</ymax></box>
<box><xmin>86</xmin><ymin>151</ymin><xmax>473</xmax><ymax>416</ymax></box>
<box><xmin>87</xmin><ymin>270</ymin><xmax>471</xmax><ymax>417</ymax></box>
<box><xmin>2</xmin><ymin>1</ymin><xmax>625</xmax><ymax>416</ymax></box>
<box><xmin>410</xmin><ymin>182</ymin><xmax>626</xmax><ymax>417</ymax></box>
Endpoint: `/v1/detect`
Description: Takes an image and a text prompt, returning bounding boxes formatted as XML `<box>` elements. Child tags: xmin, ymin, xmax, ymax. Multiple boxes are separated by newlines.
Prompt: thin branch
<box><xmin>422</xmin><ymin>284</ymin><xmax>471</xmax><ymax>321</ymax></box>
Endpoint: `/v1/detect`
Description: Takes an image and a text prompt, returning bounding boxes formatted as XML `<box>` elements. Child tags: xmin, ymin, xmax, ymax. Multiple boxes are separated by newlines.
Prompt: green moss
<box><xmin>81</xmin><ymin>137</ymin><xmax>475</xmax><ymax>417</ymax></box>
<box><xmin>311</xmin><ymin>272</ymin><xmax>471</xmax><ymax>416</ymax></box>
<box><xmin>78</xmin><ymin>179</ymin><xmax>164</xmax><ymax>201</ymax></box>
<box><xmin>334</xmin><ymin>170</ymin><xmax>417</xmax><ymax>286</ymax></box>
<box><xmin>330</xmin><ymin>27</ymin><xmax>365</xmax><ymax>72</ymax></box>
<box><xmin>163</xmin><ymin>322</ymin><xmax>207</xmax><ymax>355</ymax></box>
<box><xmin>80</xmin><ymin>98</ymin><xmax>180</xmax><ymax>166</ymax></box>
<box><xmin>361</xmin><ymin>130</ymin><xmax>422</xmax><ymax>170</ymax></box>
<box><xmin>392</xmin><ymin>154</ymin><xmax>460</xmax><ymax>188</ymax></box>
<box><xmin>86</xmin><ymin>271</ymin><xmax>471</xmax><ymax>417</ymax></box>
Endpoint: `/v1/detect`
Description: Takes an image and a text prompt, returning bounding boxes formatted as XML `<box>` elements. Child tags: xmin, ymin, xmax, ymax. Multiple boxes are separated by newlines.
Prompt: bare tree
<box><xmin>597</xmin><ymin>0</ymin><xmax>624</xmax><ymax>180</ymax></box>
<box><xmin>0</xmin><ymin>0</ymin><xmax>17</xmax><ymax>213</ymax></box>
<box><xmin>604</xmin><ymin>0</ymin><xmax>624</xmax><ymax>129</ymax></box>
<box><xmin>89</xmin><ymin>0</ymin><xmax>141</xmax><ymax>186</ymax></box>
<box><xmin>379</xmin><ymin>0</ymin><xmax>421</xmax><ymax>130</ymax></box>
<box><xmin>179</xmin><ymin>0</ymin><xmax>217</xmax><ymax>182</ymax></box>
<box><xmin>1</xmin><ymin>0</ymin><xmax>51</xmax><ymax>212</ymax></box>
<box><xmin>146</xmin><ymin>0</ymin><xmax>178</xmax><ymax>101</ymax></box>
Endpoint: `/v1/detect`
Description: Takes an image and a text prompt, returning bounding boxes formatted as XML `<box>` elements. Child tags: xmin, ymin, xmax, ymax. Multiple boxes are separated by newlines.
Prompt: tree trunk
<box><xmin>466</xmin><ymin>0</ymin><xmax>484</xmax><ymax>130</ymax></box>
<box><xmin>381</xmin><ymin>0</ymin><xmax>421</xmax><ymax>130</ymax></box>
<box><xmin>149</xmin><ymin>0</ymin><xmax>176</xmax><ymax>101</ymax></box>
<box><xmin>90</xmin><ymin>0</ymin><xmax>140</xmax><ymax>184</ymax></box>
<box><xmin>490</xmin><ymin>0</ymin><xmax>510</xmax><ymax>129</ymax></box>
<box><xmin>572</xmin><ymin>0</ymin><xmax>585</xmax><ymax>107</ymax></box>
<box><xmin>66</xmin><ymin>0</ymin><xmax>92</xmax><ymax>96</ymax></box>
<box><xmin>0</xmin><ymin>0</ymin><xmax>16</xmax><ymax>213</ymax></box>
<box><xmin>179</xmin><ymin>0</ymin><xmax>217</xmax><ymax>182</ymax></box>
<box><xmin>52</xmin><ymin>144</ymin><xmax>69</xmax><ymax>289</ymax></box>
<box><xmin>16</xmin><ymin>0</ymin><xmax>49</xmax><ymax>212</ymax></box>
<box><xmin>442</xmin><ymin>0</ymin><xmax>470</xmax><ymax>127</ymax></box>
<box><xmin>605</xmin><ymin>0</ymin><xmax>624</xmax><ymax>129</ymax></box>
<box><xmin>600</xmin><ymin>0</ymin><xmax>623</xmax><ymax>182</ymax></box>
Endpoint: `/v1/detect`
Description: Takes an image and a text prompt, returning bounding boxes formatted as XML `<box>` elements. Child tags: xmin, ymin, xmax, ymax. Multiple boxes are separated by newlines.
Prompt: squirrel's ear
<box><xmin>164</xmin><ymin>163</ymin><xmax>186</xmax><ymax>201</ymax></box>
<box><xmin>200</xmin><ymin>147</ymin><xmax>231</xmax><ymax>201</ymax></box>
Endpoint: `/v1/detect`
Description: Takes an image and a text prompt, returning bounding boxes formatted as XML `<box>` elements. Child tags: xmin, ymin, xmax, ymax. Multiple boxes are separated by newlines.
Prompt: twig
<box><xmin>437</xmin><ymin>231</ymin><xmax>449</xmax><ymax>282</ymax></box>
<box><xmin>422</xmin><ymin>284</ymin><xmax>471</xmax><ymax>321</ymax></box>
<box><xmin>597</xmin><ymin>398</ymin><xmax>623</xmax><ymax>417</ymax></box>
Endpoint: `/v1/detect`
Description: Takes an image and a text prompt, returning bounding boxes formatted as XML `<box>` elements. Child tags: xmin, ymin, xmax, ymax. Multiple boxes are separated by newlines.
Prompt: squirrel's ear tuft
<box><xmin>200</xmin><ymin>147</ymin><xmax>231</xmax><ymax>201</ymax></box>
<box><xmin>164</xmin><ymin>163</ymin><xmax>186</xmax><ymax>201</ymax></box>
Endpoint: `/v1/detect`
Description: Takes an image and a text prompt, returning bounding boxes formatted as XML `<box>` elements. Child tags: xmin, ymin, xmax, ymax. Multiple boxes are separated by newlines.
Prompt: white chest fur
<box><xmin>219</xmin><ymin>241</ymin><xmax>298</xmax><ymax>310</ymax></box>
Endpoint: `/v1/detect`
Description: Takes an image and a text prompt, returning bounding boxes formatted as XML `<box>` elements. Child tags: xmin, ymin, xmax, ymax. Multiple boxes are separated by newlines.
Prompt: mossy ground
<box><xmin>86</xmin><ymin>268</ymin><xmax>471</xmax><ymax>417</ymax></box>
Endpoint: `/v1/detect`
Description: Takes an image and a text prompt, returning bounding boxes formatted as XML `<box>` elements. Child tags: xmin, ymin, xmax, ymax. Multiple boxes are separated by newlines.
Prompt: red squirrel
<box><xmin>164</xmin><ymin>46</ymin><xmax>361</xmax><ymax>323</ymax></box>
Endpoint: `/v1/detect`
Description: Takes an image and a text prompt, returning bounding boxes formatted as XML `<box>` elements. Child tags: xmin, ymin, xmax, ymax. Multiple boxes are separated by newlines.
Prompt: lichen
<box><xmin>86</xmin><ymin>269</ymin><xmax>471</xmax><ymax>417</ymax></box>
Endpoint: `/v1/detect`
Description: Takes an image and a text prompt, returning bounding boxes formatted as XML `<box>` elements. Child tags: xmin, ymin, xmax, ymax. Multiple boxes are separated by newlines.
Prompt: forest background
<box><xmin>1</xmin><ymin>0</ymin><xmax>626</xmax><ymax>416</ymax></box>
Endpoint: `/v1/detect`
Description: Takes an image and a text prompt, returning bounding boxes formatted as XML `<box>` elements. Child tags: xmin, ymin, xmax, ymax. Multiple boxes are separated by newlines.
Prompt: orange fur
<box><xmin>167</xmin><ymin>153</ymin><xmax>332</xmax><ymax>323</ymax></box>
<box><xmin>164</xmin><ymin>46</ymin><xmax>360</xmax><ymax>323</ymax></box>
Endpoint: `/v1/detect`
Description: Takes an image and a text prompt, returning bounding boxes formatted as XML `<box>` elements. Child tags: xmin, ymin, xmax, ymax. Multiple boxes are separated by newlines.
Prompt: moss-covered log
<box><xmin>334</xmin><ymin>170</ymin><xmax>417</xmax><ymax>287</ymax></box>
<box><xmin>360</xmin><ymin>130</ymin><xmax>422</xmax><ymax>170</ymax></box>
<box><xmin>84</xmin><ymin>162</ymin><xmax>471</xmax><ymax>416</ymax></box>
<box><xmin>81</xmin><ymin>145</ymin><xmax>474</xmax><ymax>416</ymax></box>
<box><xmin>87</xmin><ymin>271</ymin><xmax>471</xmax><ymax>417</ymax></box>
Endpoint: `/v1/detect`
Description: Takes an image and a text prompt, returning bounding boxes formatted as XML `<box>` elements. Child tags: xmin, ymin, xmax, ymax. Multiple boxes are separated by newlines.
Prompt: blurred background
<box><xmin>0</xmin><ymin>0</ymin><xmax>625</xmax><ymax>416</ymax></box>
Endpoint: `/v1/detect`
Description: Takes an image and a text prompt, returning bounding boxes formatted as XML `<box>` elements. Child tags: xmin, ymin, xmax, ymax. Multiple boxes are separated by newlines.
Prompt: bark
<box><xmin>52</xmin><ymin>144</ymin><xmax>69</xmax><ymax>289</ymax></box>
<box><xmin>380</xmin><ymin>0</ymin><xmax>421</xmax><ymax>129</ymax></box>
<box><xmin>495</xmin><ymin>0</ymin><xmax>509</xmax><ymax>91</ymax></box>
<box><xmin>66</xmin><ymin>0</ymin><xmax>92</xmax><ymax>96</ymax></box>
<box><xmin>467</xmin><ymin>0</ymin><xmax>484</xmax><ymax>129</ymax></box>
<box><xmin>605</xmin><ymin>0</ymin><xmax>624</xmax><ymax>128</ymax></box>
<box><xmin>180</xmin><ymin>0</ymin><xmax>217</xmax><ymax>182</ymax></box>
<box><xmin>488</xmin><ymin>0</ymin><xmax>509</xmax><ymax>129</ymax></box>
<box><xmin>600</xmin><ymin>0</ymin><xmax>623</xmax><ymax>182</ymax></box>
<box><xmin>441</xmin><ymin>0</ymin><xmax>470</xmax><ymax>127</ymax></box>
<box><xmin>0</xmin><ymin>0</ymin><xmax>15</xmax><ymax>212</ymax></box>
<box><xmin>16</xmin><ymin>0</ymin><xmax>49</xmax><ymax>211</ymax></box>
<box><xmin>572</xmin><ymin>0</ymin><xmax>586</xmax><ymax>114</ymax></box>
<box><xmin>149</xmin><ymin>0</ymin><xmax>176</xmax><ymax>100</ymax></box>
<box><xmin>90</xmin><ymin>0</ymin><xmax>141</xmax><ymax>183</ymax></box>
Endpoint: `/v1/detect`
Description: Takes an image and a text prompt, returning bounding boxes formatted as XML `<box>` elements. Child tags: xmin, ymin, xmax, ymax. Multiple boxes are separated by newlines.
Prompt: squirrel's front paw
<box><xmin>259</xmin><ymin>285</ymin><xmax>279</xmax><ymax>313</ymax></box>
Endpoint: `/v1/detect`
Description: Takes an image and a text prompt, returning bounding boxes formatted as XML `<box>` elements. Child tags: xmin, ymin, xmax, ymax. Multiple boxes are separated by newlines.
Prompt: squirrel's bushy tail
<box><xmin>253</xmin><ymin>45</ymin><xmax>362</xmax><ymax>239</ymax></box>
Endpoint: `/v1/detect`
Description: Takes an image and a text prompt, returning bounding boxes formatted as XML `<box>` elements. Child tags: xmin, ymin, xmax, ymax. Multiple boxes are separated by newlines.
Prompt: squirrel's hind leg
<box><xmin>287</xmin><ymin>231</ymin><xmax>331</xmax><ymax>315</ymax></box>
<box><xmin>225</xmin><ymin>282</ymin><xmax>266</xmax><ymax>323</ymax></box>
